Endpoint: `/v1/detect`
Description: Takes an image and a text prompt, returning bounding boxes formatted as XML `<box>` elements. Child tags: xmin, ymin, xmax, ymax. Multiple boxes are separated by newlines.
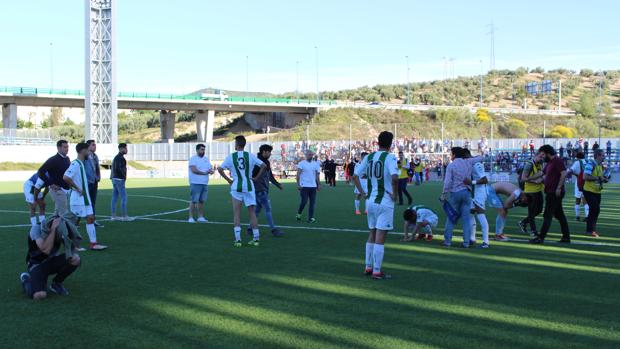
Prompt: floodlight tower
<box><xmin>85</xmin><ymin>0</ymin><xmax>117</xmax><ymax>144</ymax></box>
<box><xmin>486</xmin><ymin>22</ymin><xmax>497</xmax><ymax>71</ymax></box>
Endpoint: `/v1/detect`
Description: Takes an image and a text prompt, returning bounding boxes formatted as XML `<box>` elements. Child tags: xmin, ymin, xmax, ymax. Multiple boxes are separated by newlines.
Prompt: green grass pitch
<box><xmin>1</xmin><ymin>179</ymin><xmax>619</xmax><ymax>349</ymax></box>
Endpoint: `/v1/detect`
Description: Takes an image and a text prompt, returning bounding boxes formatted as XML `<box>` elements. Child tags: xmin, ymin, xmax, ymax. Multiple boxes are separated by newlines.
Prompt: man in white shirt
<box><xmin>353</xmin><ymin>131</ymin><xmax>399</xmax><ymax>280</ymax></box>
<box><xmin>218</xmin><ymin>136</ymin><xmax>266</xmax><ymax>247</ymax></box>
<box><xmin>63</xmin><ymin>142</ymin><xmax>107</xmax><ymax>251</ymax></box>
<box><xmin>296</xmin><ymin>150</ymin><xmax>321</xmax><ymax>223</ymax></box>
<box><xmin>188</xmin><ymin>144</ymin><xmax>214</xmax><ymax>223</ymax></box>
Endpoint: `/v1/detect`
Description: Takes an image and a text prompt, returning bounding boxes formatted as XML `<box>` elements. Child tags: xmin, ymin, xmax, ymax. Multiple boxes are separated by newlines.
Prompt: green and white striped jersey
<box><xmin>64</xmin><ymin>159</ymin><xmax>91</xmax><ymax>206</ymax></box>
<box><xmin>354</xmin><ymin>151</ymin><xmax>399</xmax><ymax>208</ymax></box>
<box><xmin>220</xmin><ymin>151</ymin><xmax>265</xmax><ymax>193</ymax></box>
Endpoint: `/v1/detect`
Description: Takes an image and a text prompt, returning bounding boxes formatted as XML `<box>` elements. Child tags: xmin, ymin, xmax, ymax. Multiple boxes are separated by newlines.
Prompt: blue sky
<box><xmin>1</xmin><ymin>0</ymin><xmax>619</xmax><ymax>94</ymax></box>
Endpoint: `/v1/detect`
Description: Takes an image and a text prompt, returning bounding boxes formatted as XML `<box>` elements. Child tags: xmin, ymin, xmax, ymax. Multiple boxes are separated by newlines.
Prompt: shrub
<box><xmin>549</xmin><ymin>125</ymin><xmax>574</xmax><ymax>138</ymax></box>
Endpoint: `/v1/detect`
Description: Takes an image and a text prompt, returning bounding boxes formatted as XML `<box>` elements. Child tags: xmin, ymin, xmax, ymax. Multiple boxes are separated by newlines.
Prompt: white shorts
<box><xmin>23</xmin><ymin>182</ymin><xmax>42</xmax><ymax>204</ymax></box>
<box><xmin>574</xmin><ymin>182</ymin><xmax>582</xmax><ymax>199</ymax></box>
<box><xmin>366</xmin><ymin>202</ymin><xmax>394</xmax><ymax>231</ymax></box>
<box><xmin>471</xmin><ymin>185</ymin><xmax>488</xmax><ymax>209</ymax></box>
<box><xmin>231</xmin><ymin>191</ymin><xmax>256</xmax><ymax>207</ymax></box>
<box><xmin>71</xmin><ymin>204</ymin><xmax>94</xmax><ymax>218</ymax></box>
<box><xmin>354</xmin><ymin>179</ymin><xmax>368</xmax><ymax>195</ymax></box>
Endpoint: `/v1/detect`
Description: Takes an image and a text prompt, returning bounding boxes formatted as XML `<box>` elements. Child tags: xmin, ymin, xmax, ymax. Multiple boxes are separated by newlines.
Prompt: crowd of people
<box><xmin>18</xmin><ymin>133</ymin><xmax>615</xmax><ymax>299</ymax></box>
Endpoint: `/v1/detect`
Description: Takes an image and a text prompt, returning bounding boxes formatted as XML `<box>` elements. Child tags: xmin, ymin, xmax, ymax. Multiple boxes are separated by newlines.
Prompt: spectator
<box><xmin>187</xmin><ymin>143</ymin><xmax>214</xmax><ymax>223</ymax></box>
<box><xmin>85</xmin><ymin>140</ymin><xmax>102</xmax><ymax>227</ymax></box>
<box><xmin>582</xmin><ymin>149</ymin><xmax>607</xmax><ymax>238</ymax></box>
<box><xmin>111</xmin><ymin>143</ymin><xmax>134</xmax><ymax>222</ymax></box>
<box><xmin>35</xmin><ymin>140</ymin><xmax>71</xmax><ymax>216</ymax></box>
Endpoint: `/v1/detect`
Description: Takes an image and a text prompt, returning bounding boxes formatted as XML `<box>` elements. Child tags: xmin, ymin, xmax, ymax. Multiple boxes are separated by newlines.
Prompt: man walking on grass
<box><xmin>188</xmin><ymin>144</ymin><xmax>214</xmax><ymax>223</ymax></box>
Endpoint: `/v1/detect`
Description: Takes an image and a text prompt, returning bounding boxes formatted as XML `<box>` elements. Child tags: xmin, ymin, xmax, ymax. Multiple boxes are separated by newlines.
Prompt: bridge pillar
<box><xmin>159</xmin><ymin>110</ymin><xmax>176</xmax><ymax>142</ymax></box>
<box><xmin>196</xmin><ymin>110</ymin><xmax>215</xmax><ymax>142</ymax></box>
<box><xmin>2</xmin><ymin>103</ymin><xmax>17</xmax><ymax>137</ymax></box>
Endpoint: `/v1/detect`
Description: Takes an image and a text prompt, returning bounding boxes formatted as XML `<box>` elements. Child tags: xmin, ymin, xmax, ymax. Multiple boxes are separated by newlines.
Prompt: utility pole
<box><xmin>558</xmin><ymin>80</ymin><xmax>562</xmax><ymax>113</ymax></box>
<box><xmin>315</xmin><ymin>46</ymin><xmax>320</xmax><ymax>104</ymax></box>
<box><xmin>245</xmin><ymin>55</ymin><xmax>249</xmax><ymax>95</ymax></box>
<box><xmin>479</xmin><ymin>60</ymin><xmax>483</xmax><ymax>108</ymax></box>
<box><xmin>405</xmin><ymin>55</ymin><xmax>410</xmax><ymax>104</ymax></box>
<box><xmin>449</xmin><ymin>58</ymin><xmax>455</xmax><ymax>79</ymax></box>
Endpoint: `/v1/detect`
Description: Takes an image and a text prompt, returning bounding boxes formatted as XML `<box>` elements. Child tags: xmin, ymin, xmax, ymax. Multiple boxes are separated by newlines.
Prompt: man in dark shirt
<box><xmin>323</xmin><ymin>157</ymin><xmax>337</xmax><ymax>187</ymax></box>
<box><xmin>248</xmin><ymin>144</ymin><xmax>284</xmax><ymax>237</ymax></box>
<box><xmin>530</xmin><ymin>145</ymin><xmax>570</xmax><ymax>244</ymax></box>
<box><xmin>85</xmin><ymin>140</ymin><xmax>102</xmax><ymax>227</ymax></box>
<box><xmin>35</xmin><ymin>140</ymin><xmax>71</xmax><ymax>216</ymax></box>
<box><xmin>111</xmin><ymin>143</ymin><xmax>133</xmax><ymax>221</ymax></box>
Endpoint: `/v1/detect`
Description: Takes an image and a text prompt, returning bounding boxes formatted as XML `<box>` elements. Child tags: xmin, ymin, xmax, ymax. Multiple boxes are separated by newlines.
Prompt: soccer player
<box><xmin>63</xmin><ymin>142</ymin><xmax>107</xmax><ymax>251</ymax></box>
<box><xmin>247</xmin><ymin>144</ymin><xmax>284</xmax><ymax>237</ymax></box>
<box><xmin>218</xmin><ymin>135</ymin><xmax>266</xmax><ymax>247</ymax></box>
<box><xmin>483</xmin><ymin>181</ymin><xmax>529</xmax><ymax>241</ymax></box>
<box><xmin>24</xmin><ymin>172</ymin><xmax>51</xmax><ymax>226</ymax></box>
<box><xmin>353</xmin><ymin>131</ymin><xmax>399</xmax><ymax>280</ymax></box>
<box><xmin>402</xmin><ymin>205</ymin><xmax>438</xmax><ymax>242</ymax></box>
<box><xmin>567</xmin><ymin>152</ymin><xmax>589</xmax><ymax>222</ymax></box>
<box><xmin>463</xmin><ymin>149</ymin><xmax>491</xmax><ymax>248</ymax></box>
<box><xmin>296</xmin><ymin>150</ymin><xmax>321</xmax><ymax>223</ymax></box>
<box><xmin>111</xmin><ymin>143</ymin><xmax>134</xmax><ymax>221</ymax></box>
<box><xmin>188</xmin><ymin>143</ymin><xmax>214</xmax><ymax>223</ymax></box>
<box><xmin>518</xmin><ymin>152</ymin><xmax>545</xmax><ymax>237</ymax></box>
<box><xmin>35</xmin><ymin>140</ymin><xmax>71</xmax><ymax>216</ymax></box>
<box><xmin>353</xmin><ymin>152</ymin><xmax>369</xmax><ymax>215</ymax></box>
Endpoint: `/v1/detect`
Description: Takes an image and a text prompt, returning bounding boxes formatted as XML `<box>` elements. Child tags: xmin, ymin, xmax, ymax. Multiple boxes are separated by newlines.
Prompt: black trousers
<box><xmin>524</xmin><ymin>191</ymin><xmax>543</xmax><ymax>232</ymax></box>
<box><xmin>88</xmin><ymin>181</ymin><xmax>98</xmax><ymax>215</ymax></box>
<box><xmin>583</xmin><ymin>190</ymin><xmax>601</xmax><ymax>233</ymax></box>
<box><xmin>539</xmin><ymin>192</ymin><xmax>570</xmax><ymax>240</ymax></box>
<box><xmin>397</xmin><ymin>178</ymin><xmax>412</xmax><ymax>205</ymax></box>
<box><xmin>28</xmin><ymin>254</ymin><xmax>78</xmax><ymax>297</ymax></box>
<box><xmin>325</xmin><ymin>172</ymin><xmax>336</xmax><ymax>186</ymax></box>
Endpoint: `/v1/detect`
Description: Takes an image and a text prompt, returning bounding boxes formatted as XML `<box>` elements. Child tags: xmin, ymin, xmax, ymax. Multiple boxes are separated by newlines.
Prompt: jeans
<box><xmin>88</xmin><ymin>181</ymin><xmax>98</xmax><ymax>215</ymax></box>
<box><xmin>298</xmin><ymin>187</ymin><xmax>317</xmax><ymax>219</ymax></box>
<box><xmin>28</xmin><ymin>254</ymin><xmax>78</xmax><ymax>297</ymax></box>
<box><xmin>397</xmin><ymin>178</ymin><xmax>412</xmax><ymax>205</ymax></box>
<box><xmin>523</xmin><ymin>191</ymin><xmax>543</xmax><ymax>232</ymax></box>
<box><xmin>111</xmin><ymin>179</ymin><xmax>127</xmax><ymax>216</ymax></box>
<box><xmin>443</xmin><ymin>189</ymin><xmax>473</xmax><ymax>246</ymax></box>
<box><xmin>539</xmin><ymin>192</ymin><xmax>570</xmax><ymax>240</ymax></box>
<box><xmin>583</xmin><ymin>190</ymin><xmax>601</xmax><ymax>233</ymax></box>
<box><xmin>255</xmin><ymin>191</ymin><xmax>276</xmax><ymax>230</ymax></box>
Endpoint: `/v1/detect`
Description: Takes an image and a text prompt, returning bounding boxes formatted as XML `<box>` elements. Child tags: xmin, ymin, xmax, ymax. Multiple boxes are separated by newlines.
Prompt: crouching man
<box><xmin>401</xmin><ymin>205</ymin><xmax>439</xmax><ymax>242</ymax></box>
<box><xmin>20</xmin><ymin>214</ymin><xmax>82</xmax><ymax>300</ymax></box>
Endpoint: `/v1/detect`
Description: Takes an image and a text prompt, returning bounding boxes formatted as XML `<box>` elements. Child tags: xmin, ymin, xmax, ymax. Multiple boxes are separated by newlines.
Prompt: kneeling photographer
<box><xmin>20</xmin><ymin>213</ymin><xmax>82</xmax><ymax>300</ymax></box>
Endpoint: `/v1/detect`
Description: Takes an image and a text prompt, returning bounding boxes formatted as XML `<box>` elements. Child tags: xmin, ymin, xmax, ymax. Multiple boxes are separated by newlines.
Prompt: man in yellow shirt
<box><xmin>413</xmin><ymin>157</ymin><xmax>424</xmax><ymax>185</ymax></box>
<box><xmin>397</xmin><ymin>160</ymin><xmax>412</xmax><ymax>206</ymax></box>
<box><xmin>582</xmin><ymin>149</ymin><xmax>608</xmax><ymax>237</ymax></box>
<box><xmin>518</xmin><ymin>153</ymin><xmax>544</xmax><ymax>237</ymax></box>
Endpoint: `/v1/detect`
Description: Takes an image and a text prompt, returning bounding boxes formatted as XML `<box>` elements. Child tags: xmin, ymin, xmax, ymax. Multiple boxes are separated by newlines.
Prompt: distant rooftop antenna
<box><xmin>486</xmin><ymin>22</ymin><xmax>497</xmax><ymax>71</ymax></box>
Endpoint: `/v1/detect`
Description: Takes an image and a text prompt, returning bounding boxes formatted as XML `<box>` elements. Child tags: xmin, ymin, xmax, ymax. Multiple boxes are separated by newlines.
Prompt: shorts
<box><xmin>23</xmin><ymin>182</ymin><xmax>43</xmax><ymax>204</ymax></box>
<box><xmin>354</xmin><ymin>179</ymin><xmax>368</xmax><ymax>195</ymax></box>
<box><xmin>486</xmin><ymin>186</ymin><xmax>504</xmax><ymax>209</ymax></box>
<box><xmin>471</xmin><ymin>185</ymin><xmax>488</xmax><ymax>210</ymax></box>
<box><xmin>71</xmin><ymin>204</ymin><xmax>94</xmax><ymax>218</ymax></box>
<box><xmin>366</xmin><ymin>202</ymin><xmax>394</xmax><ymax>231</ymax></box>
<box><xmin>231</xmin><ymin>191</ymin><xmax>256</xmax><ymax>207</ymax></box>
<box><xmin>190</xmin><ymin>183</ymin><xmax>208</xmax><ymax>203</ymax></box>
<box><xmin>574</xmin><ymin>182</ymin><xmax>582</xmax><ymax>199</ymax></box>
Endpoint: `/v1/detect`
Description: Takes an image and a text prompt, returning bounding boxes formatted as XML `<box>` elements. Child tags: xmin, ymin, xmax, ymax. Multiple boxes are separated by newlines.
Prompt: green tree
<box><xmin>572</xmin><ymin>93</ymin><xmax>596</xmax><ymax>118</ymax></box>
<box><xmin>49</xmin><ymin>107</ymin><xmax>63</xmax><ymax>127</ymax></box>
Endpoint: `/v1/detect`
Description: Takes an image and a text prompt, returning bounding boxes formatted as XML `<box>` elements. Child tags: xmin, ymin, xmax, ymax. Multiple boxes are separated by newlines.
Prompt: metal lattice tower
<box><xmin>486</xmin><ymin>22</ymin><xmax>497</xmax><ymax>71</ymax></box>
<box><xmin>85</xmin><ymin>0</ymin><xmax>117</xmax><ymax>144</ymax></box>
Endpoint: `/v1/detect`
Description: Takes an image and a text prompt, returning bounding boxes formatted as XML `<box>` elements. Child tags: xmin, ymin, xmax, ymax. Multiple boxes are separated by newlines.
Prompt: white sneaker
<box><xmin>197</xmin><ymin>217</ymin><xmax>208</xmax><ymax>223</ymax></box>
<box><xmin>122</xmin><ymin>216</ymin><xmax>135</xmax><ymax>222</ymax></box>
<box><xmin>188</xmin><ymin>217</ymin><xmax>196</xmax><ymax>223</ymax></box>
<box><xmin>111</xmin><ymin>216</ymin><xmax>118</xmax><ymax>221</ymax></box>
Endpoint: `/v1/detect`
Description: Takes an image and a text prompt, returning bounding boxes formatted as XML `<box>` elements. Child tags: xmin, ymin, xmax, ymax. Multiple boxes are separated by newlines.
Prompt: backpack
<box><xmin>577</xmin><ymin>160</ymin><xmax>585</xmax><ymax>191</ymax></box>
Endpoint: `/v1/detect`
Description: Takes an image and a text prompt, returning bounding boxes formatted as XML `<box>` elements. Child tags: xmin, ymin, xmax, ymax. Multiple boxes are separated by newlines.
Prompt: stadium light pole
<box><xmin>479</xmin><ymin>60</ymin><xmax>483</xmax><ymax>108</ymax></box>
<box><xmin>315</xmin><ymin>46</ymin><xmax>320</xmax><ymax>104</ymax></box>
<box><xmin>245</xmin><ymin>55</ymin><xmax>249</xmax><ymax>95</ymax></box>
<box><xmin>405</xmin><ymin>55</ymin><xmax>410</xmax><ymax>105</ymax></box>
<box><xmin>49</xmin><ymin>42</ymin><xmax>54</xmax><ymax>90</ymax></box>
<box><xmin>296</xmin><ymin>60</ymin><xmax>300</xmax><ymax>102</ymax></box>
